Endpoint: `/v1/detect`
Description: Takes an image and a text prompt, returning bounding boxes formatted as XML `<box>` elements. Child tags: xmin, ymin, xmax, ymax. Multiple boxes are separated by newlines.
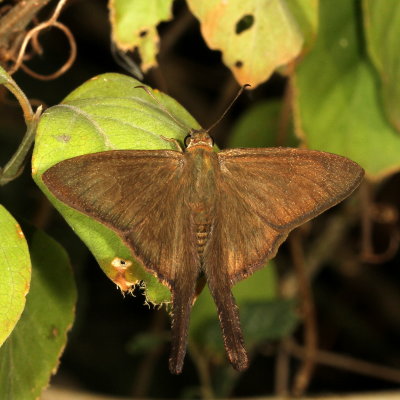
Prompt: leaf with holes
<box><xmin>363</xmin><ymin>0</ymin><xmax>400</xmax><ymax>133</ymax></box>
<box><xmin>32</xmin><ymin>73</ymin><xmax>200</xmax><ymax>304</ymax></box>
<box><xmin>0</xmin><ymin>206</ymin><xmax>31</xmax><ymax>347</ymax></box>
<box><xmin>187</xmin><ymin>0</ymin><xmax>304</xmax><ymax>87</ymax></box>
<box><xmin>109</xmin><ymin>0</ymin><xmax>174</xmax><ymax>71</ymax></box>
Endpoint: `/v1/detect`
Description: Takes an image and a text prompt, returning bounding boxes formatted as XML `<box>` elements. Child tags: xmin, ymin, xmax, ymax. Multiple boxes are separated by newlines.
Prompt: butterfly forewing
<box><xmin>213</xmin><ymin>147</ymin><xmax>364</xmax><ymax>283</ymax></box>
<box><xmin>43</xmin><ymin>149</ymin><xmax>202</xmax><ymax>373</ymax></box>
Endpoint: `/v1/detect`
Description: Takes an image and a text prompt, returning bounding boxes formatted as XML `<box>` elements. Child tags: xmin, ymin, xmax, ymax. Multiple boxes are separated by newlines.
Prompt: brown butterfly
<box><xmin>42</xmin><ymin>88</ymin><xmax>364</xmax><ymax>374</ymax></box>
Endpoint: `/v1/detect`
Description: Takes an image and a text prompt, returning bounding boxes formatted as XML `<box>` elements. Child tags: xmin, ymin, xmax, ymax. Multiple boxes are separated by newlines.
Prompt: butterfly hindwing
<box><xmin>212</xmin><ymin>147</ymin><xmax>364</xmax><ymax>283</ymax></box>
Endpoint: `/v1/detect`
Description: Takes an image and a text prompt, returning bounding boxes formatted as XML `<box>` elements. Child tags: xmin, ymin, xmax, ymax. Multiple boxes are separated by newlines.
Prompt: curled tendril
<box><xmin>8</xmin><ymin>0</ymin><xmax>77</xmax><ymax>80</ymax></box>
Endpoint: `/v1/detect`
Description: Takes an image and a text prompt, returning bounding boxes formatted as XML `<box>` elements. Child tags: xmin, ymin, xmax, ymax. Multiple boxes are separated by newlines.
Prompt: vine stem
<box><xmin>0</xmin><ymin>68</ymin><xmax>42</xmax><ymax>185</ymax></box>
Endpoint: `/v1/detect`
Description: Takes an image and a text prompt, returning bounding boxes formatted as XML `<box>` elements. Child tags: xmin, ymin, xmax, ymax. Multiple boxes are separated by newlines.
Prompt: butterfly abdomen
<box><xmin>196</xmin><ymin>223</ymin><xmax>211</xmax><ymax>256</ymax></box>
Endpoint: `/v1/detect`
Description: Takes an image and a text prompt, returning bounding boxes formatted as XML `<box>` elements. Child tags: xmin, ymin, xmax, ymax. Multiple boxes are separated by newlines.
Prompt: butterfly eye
<box><xmin>184</xmin><ymin>134</ymin><xmax>191</xmax><ymax>147</ymax></box>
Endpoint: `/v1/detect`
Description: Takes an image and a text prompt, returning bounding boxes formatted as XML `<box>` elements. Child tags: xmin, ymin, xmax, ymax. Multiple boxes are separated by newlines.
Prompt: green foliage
<box><xmin>0</xmin><ymin>228</ymin><xmax>76</xmax><ymax>400</ymax></box>
<box><xmin>195</xmin><ymin>300</ymin><xmax>298</xmax><ymax>355</ymax></box>
<box><xmin>109</xmin><ymin>0</ymin><xmax>174</xmax><ymax>71</ymax></box>
<box><xmin>0</xmin><ymin>206</ymin><xmax>31</xmax><ymax>347</ymax></box>
<box><xmin>228</xmin><ymin>99</ymin><xmax>299</xmax><ymax>148</ymax></box>
<box><xmin>32</xmin><ymin>73</ymin><xmax>200</xmax><ymax>304</ymax></box>
<box><xmin>363</xmin><ymin>0</ymin><xmax>400</xmax><ymax>133</ymax></box>
<box><xmin>293</xmin><ymin>0</ymin><xmax>400</xmax><ymax>179</ymax></box>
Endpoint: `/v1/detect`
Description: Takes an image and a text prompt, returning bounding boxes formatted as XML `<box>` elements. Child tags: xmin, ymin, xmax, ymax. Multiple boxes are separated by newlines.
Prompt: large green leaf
<box><xmin>228</xmin><ymin>99</ymin><xmax>299</xmax><ymax>148</ymax></box>
<box><xmin>363</xmin><ymin>0</ymin><xmax>400</xmax><ymax>133</ymax></box>
<box><xmin>32</xmin><ymin>73</ymin><xmax>201</xmax><ymax>304</ymax></box>
<box><xmin>187</xmin><ymin>0</ymin><xmax>304</xmax><ymax>87</ymax></box>
<box><xmin>0</xmin><ymin>229</ymin><xmax>76</xmax><ymax>400</ymax></box>
<box><xmin>293</xmin><ymin>0</ymin><xmax>400</xmax><ymax>179</ymax></box>
<box><xmin>0</xmin><ymin>206</ymin><xmax>31</xmax><ymax>347</ymax></box>
<box><xmin>109</xmin><ymin>0</ymin><xmax>174</xmax><ymax>71</ymax></box>
<box><xmin>286</xmin><ymin>0</ymin><xmax>319</xmax><ymax>51</ymax></box>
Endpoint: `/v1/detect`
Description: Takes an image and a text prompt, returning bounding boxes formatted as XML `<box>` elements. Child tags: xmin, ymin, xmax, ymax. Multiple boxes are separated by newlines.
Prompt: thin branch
<box><xmin>0</xmin><ymin>105</ymin><xmax>42</xmax><ymax>186</ymax></box>
<box><xmin>276</xmin><ymin>65</ymin><xmax>295</xmax><ymax>147</ymax></box>
<box><xmin>8</xmin><ymin>0</ymin><xmax>76</xmax><ymax>79</ymax></box>
<box><xmin>131</xmin><ymin>311</ymin><xmax>167</xmax><ymax>398</ymax></box>
<box><xmin>287</xmin><ymin>340</ymin><xmax>400</xmax><ymax>385</ymax></box>
<box><xmin>0</xmin><ymin>70</ymin><xmax>41</xmax><ymax>185</ymax></box>
<box><xmin>274</xmin><ymin>339</ymin><xmax>290</xmax><ymax>397</ymax></box>
<box><xmin>188</xmin><ymin>340</ymin><xmax>215</xmax><ymax>399</ymax></box>
<box><xmin>360</xmin><ymin>180</ymin><xmax>399</xmax><ymax>263</ymax></box>
<box><xmin>281</xmin><ymin>205</ymin><xmax>359</xmax><ymax>298</ymax></box>
<box><xmin>18</xmin><ymin>21</ymin><xmax>77</xmax><ymax>80</ymax></box>
<box><xmin>289</xmin><ymin>230</ymin><xmax>318</xmax><ymax>396</ymax></box>
<box><xmin>0</xmin><ymin>0</ymin><xmax>51</xmax><ymax>48</ymax></box>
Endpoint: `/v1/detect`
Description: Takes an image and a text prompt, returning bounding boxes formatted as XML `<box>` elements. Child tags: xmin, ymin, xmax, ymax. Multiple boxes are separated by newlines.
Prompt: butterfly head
<box><xmin>184</xmin><ymin>129</ymin><xmax>214</xmax><ymax>150</ymax></box>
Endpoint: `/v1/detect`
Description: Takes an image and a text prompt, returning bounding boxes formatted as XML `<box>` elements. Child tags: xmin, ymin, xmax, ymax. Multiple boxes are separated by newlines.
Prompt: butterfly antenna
<box><xmin>206</xmin><ymin>84</ymin><xmax>251</xmax><ymax>133</ymax></box>
<box><xmin>135</xmin><ymin>85</ymin><xmax>189</xmax><ymax>131</ymax></box>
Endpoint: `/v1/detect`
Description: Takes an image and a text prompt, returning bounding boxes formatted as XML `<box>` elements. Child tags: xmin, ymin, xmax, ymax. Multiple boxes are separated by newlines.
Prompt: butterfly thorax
<box><xmin>185</xmin><ymin>146</ymin><xmax>218</xmax><ymax>257</ymax></box>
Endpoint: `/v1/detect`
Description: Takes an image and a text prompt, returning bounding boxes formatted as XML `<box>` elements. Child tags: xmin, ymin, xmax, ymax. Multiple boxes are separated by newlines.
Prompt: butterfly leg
<box><xmin>160</xmin><ymin>135</ymin><xmax>183</xmax><ymax>151</ymax></box>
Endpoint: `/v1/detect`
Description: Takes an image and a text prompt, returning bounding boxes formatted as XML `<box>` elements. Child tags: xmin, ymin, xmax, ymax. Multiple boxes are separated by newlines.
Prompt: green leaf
<box><xmin>363</xmin><ymin>0</ymin><xmax>400</xmax><ymax>133</ymax></box>
<box><xmin>190</xmin><ymin>262</ymin><xmax>277</xmax><ymax>338</ymax></box>
<box><xmin>32</xmin><ymin>73</ymin><xmax>200</xmax><ymax>305</ymax></box>
<box><xmin>228</xmin><ymin>99</ymin><xmax>299</xmax><ymax>148</ymax></box>
<box><xmin>0</xmin><ymin>206</ymin><xmax>31</xmax><ymax>347</ymax></box>
<box><xmin>194</xmin><ymin>299</ymin><xmax>298</xmax><ymax>357</ymax></box>
<box><xmin>293</xmin><ymin>0</ymin><xmax>400</xmax><ymax>179</ymax></box>
<box><xmin>109</xmin><ymin>0</ymin><xmax>174</xmax><ymax>71</ymax></box>
<box><xmin>286</xmin><ymin>0</ymin><xmax>319</xmax><ymax>51</ymax></box>
<box><xmin>0</xmin><ymin>228</ymin><xmax>77</xmax><ymax>400</ymax></box>
<box><xmin>187</xmin><ymin>0</ymin><xmax>304</xmax><ymax>87</ymax></box>
<box><xmin>127</xmin><ymin>331</ymin><xmax>169</xmax><ymax>355</ymax></box>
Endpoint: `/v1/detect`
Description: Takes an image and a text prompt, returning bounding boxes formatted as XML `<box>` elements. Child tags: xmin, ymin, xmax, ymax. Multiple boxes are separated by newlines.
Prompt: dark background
<box><xmin>1</xmin><ymin>0</ymin><xmax>400</xmax><ymax>398</ymax></box>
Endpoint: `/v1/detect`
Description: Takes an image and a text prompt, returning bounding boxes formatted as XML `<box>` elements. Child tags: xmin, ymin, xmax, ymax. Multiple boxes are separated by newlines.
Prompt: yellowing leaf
<box><xmin>0</xmin><ymin>206</ymin><xmax>31</xmax><ymax>347</ymax></box>
<box><xmin>0</xmin><ymin>229</ymin><xmax>76</xmax><ymax>399</ymax></box>
<box><xmin>187</xmin><ymin>0</ymin><xmax>304</xmax><ymax>87</ymax></box>
<box><xmin>109</xmin><ymin>0</ymin><xmax>174</xmax><ymax>71</ymax></box>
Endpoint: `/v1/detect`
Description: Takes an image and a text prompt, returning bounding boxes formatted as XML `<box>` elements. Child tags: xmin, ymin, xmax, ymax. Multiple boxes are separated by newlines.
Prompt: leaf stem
<box><xmin>0</xmin><ymin>68</ymin><xmax>42</xmax><ymax>186</ymax></box>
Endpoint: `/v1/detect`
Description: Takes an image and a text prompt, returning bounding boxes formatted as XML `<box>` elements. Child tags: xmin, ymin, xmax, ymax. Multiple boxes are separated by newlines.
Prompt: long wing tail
<box><xmin>168</xmin><ymin>280</ymin><xmax>196</xmax><ymax>374</ymax></box>
<box><xmin>207</xmin><ymin>270</ymin><xmax>249</xmax><ymax>371</ymax></box>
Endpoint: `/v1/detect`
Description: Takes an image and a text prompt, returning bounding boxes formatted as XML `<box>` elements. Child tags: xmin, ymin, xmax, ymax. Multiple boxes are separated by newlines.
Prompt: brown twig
<box><xmin>289</xmin><ymin>230</ymin><xmax>318</xmax><ymax>396</ymax></box>
<box><xmin>131</xmin><ymin>311</ymin><xmax>168</xmax><ymax>398</ymax></box>
<box><xmin>0</xmin><ymin>0</ymin><xmax>51</xmax><ymax>49</ymax></box>
<box><xmin>7</xmin><ymin>0</ymin><xmax>77</xmax><ymax>80</ymax></box>
<box><xmin>287</xmin><ymin>339</ymin><xmax>400</xmax><ymax>385</ymax></box>
<box><xmin>360</xmin><ymin>180</ymin><xmax>399</xmax><ymax>263</ymax></box>
<box><xmin>281</xmin><ymin>203</ymin><xmax>359</xmax><ymax>298</ymax></box>
<box><xmin>188</xmin><ymin>340</ymin><xmax>215</xmax><ymax>399</ymax></box>
<box><xmin>274</xmin><ymin>339</ymin><xmax>290</xmax><ymax>397</ymax></box>
<box><xmin>159</xmin><ymin>7</ymin><xmax>194</xmax><ymax>58</ymax></box>
<box><xmin>276</xmin><ymin>65</ymin><xmax>295</xmax><ymax>147</ymax></box>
